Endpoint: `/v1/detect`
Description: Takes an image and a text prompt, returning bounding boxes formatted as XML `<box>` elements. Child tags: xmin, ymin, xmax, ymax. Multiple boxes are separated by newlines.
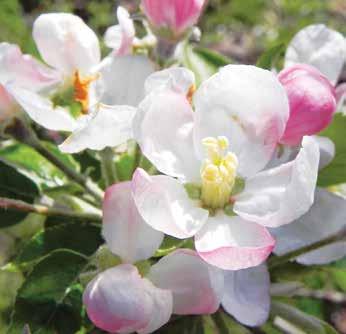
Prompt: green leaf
<box><xmin>194</xmin><ymin>47</ymin><xmax>231</xmax><ymax>68</ymax></box>
<box><xmin>0</xmin><ymin>160</ymin><xmax>40</xmax><ymax>228</ymax></box>
<box><xmin>318</xmin><ymin>113</ymin><xmax>346</xmax><ymax>187</ymax></box>
<box><xmin>154</xmin><ymin>236</ymin><xmax>192</xmax><ymax>257</ymax></box>
<box><xmin>256</xmin><ymin>44</ymin><xmax>285</xmax><ymax>69</ymax></box>
<box><xmin>8</xmin><ymin>250</ymin><xmax>88</xmax><ymax>334</ymax></box>
<box><xmin>212</xmin><ymin>311</ymin><xmax>252</xmax><ymax>334</ymax></box>
<box><xmin>16</xmin><ymin>223</ymin><xmax>102</xmax><ymax>264</ymax></box>
<box><xmin>271</xmin><ymin>301</ymin><xmax>338</xmax><ymax>334</ymax></box>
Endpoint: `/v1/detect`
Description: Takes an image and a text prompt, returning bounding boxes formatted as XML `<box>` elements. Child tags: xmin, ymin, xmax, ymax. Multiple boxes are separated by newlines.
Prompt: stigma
<box><xmin>73</xmin><ymin>71</ymin><xmax>99</xmax><ymax>114</ymax></box>
<box><xmin>200</xmin><ymin>136</ymin><xmax>238</xmax><ymax>209</ymax></box>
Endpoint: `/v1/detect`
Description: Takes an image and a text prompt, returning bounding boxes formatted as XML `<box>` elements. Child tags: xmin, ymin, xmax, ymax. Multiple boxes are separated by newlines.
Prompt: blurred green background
<box><xmin>1</xmin><ymin>0</ymin><xmax>346</xmax><ymax>64</ymax></box>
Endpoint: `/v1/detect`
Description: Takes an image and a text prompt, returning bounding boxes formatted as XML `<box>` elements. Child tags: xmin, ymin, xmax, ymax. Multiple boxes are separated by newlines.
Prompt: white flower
<box><xmin>131</xmin><ymin>65</ymin><xmax>320</xmax><ymax>270</ymax></box>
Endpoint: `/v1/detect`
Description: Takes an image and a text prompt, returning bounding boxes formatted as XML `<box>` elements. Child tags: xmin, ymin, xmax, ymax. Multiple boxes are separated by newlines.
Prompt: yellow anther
<box><xmin>73</xmin><ymin>71</ymin><xmax>99</xmax><ymax>114</ymax></box>
<box><xmin>200</xmin><ymin>136</ymin><xmax>238</xmax><ymax>209</ymax></box>
<box><xmin>186</xmin><ymin>84</ymin><xmax>196</xmax><ymax>104</ymax></box>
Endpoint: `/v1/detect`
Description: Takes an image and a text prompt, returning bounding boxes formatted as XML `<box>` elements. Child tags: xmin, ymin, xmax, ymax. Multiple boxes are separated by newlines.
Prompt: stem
<box><xmin>0</xmin><ymin>197</ymin><xmax>102</xmax><ymax>221</ymax></box>
<box><xmin>100</xmin><ymin>147</ymin><xmax>118</xmax><ymax>187</ymax></box>
<box><xmin>6</xmin><ymin>119</ymin><xmax>104</xmax><ymax>203</ymax></box>
<box><xmin>268</xmin><ymin>230</ymin><xmax>346</xmax><ymax>269</ymax></box>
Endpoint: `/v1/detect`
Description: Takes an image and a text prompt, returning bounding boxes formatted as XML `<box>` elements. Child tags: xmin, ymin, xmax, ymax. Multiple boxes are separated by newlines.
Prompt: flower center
<box><xmin>73</xmin><ymin>70</ymin><xmax>99</xmax><ymax>114</ymax></box>
<box><xmin>200</xmin><ymin>136</ymin><xmax>238</xmax><ymax>209</ymax></box>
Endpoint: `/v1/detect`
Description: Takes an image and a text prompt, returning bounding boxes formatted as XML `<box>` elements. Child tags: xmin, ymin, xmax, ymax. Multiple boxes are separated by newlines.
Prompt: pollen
<box><xmin>200</xmin><ymin>136</ymin><xmax>238</xmax><ymax>209</ymax></box>
<box><xmin>73</xmin><ymin>71</ymin><xmax>99</xmax><ymax>114</ymax></box>
<box><xmin>186</xmin><ymin>84</ymin><xmax>196</xmax><ymax>104</ymax></box>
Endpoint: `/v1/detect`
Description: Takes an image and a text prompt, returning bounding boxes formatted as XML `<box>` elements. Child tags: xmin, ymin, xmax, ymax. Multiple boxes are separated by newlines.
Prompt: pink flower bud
<box><xmin>278</xmin><ymin>64</ymin><xmax>336</xmax><ymax>146</ymax></box>
<box><xmin>141</xmin><ymin>0</ymin><xmax>206</xmax><ymax>39</ymax></box>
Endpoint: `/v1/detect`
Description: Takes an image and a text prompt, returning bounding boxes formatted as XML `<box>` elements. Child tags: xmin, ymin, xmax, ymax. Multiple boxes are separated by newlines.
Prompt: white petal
<box><xmin>222</xmin><ymin>264</ymin><xmax>270</xmax><ymax>327</ymax></box>
<box><xmin>0</xmin><ymin>42</ymin><xmax>60</xmax><ymax>90</ymax></box>
<box><xmin>145</xmin><ymin>67</ymin><xmax>195</xmax><ymax>95</ymax></box>
<box><xmin>234</xmin><ymin>136</ymin><xmax>320</xmax><ymax>227</ymax></box>
<box><xmin>59</xmin><ymin>104</ymin><xmax>136</xmax><ymax>153</ymax></box>
<box><xmin>102</xmin><ymin>181</ymin><xmax>164</xmax><ymax>263</ymax></box>
<box><xmin>6</xmin><ymin>84</ymin><xmax>77</xmax><ymax>132</ymax></box>
<box><xmin>132</xmin><ymin>168</ymin><xmax>208</xmax><ymax>239</ymax></box>
<box><xmin>313</xmin><ymin>135</ymin><xmax>335</xmax><ymax>169</ymax></box>
<box><xmin>104</xmin><ymin>7</ymin><xmax>135</xmax><ymax>55</ymax></box>
<box><xmin>33</xmin><ymin>13</ymin><xmax>100</xmax><ymax>74</ymax></box>
<box><xmin>285</xmin><ymin>24</ymin><xmax>346</xmax><ymax>85</ymax></box>
<box><xmin>148</xmin><ymin>249</ymin><xmax>224</xmax><ymax>315</ymax></box>
<box><xmin>194</xmin><ymin>65</ymin><xmax>289</xmax><ymax>177</ymax></box>
<box><xmin>84</xmin><ymin>264</ymin><xmax>172</xmax><ymax>334</ymax></box>
<box><xmin>133</xmin><ymin>89</ymin><xmax>200</xmax><ymax>181</ymax></box>
<box><xmin>95</xmin><ymin>55</ymin><xmax>154</xmax><ymax>106</ymax></box>
<box><xmin>195</xmin><ymin>214</ymin><xmax>275</xmax><ymax>270</ymax></box>
<box><xmin>271</xmin><ymin>188</ymin><xmax>346</xmax><ymax>265</ymax></box>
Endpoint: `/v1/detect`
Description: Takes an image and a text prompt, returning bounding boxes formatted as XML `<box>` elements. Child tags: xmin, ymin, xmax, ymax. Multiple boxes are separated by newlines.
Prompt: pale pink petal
<box><xmin>95</xmin><ymin>55</ymin><xmax>154</xmax><ymax>106</ymax></box>
<box><xmin>133</xmin><ymin>89</ymin><xmax>200</xmax><ymax>181</ymax></box>
<box><xmin>194</xmin><ymin>65</ymin><xmax>289</xmax><ymax>178</ymax></box>
<box><xmin>59</xmin><ymin>104</ymin><xmax>136</xmax><ymax>153</ymax></box>
<box><xmin>102</xmin><ymin>181</ymin><xmax>164</xmax><ymax>263</ymax></box>
<box><xmin>148</xmin><ymin>249</ymin><xmax>224</xmax><ymax>314</ymax></box>
<box><xmin>0</xmin><ymin>84</ymin><xmax>16</xmax><ymax>121</ymax></box>
<box><xmin>285</xmin><ymin>24</ymin><xmax>346</xmax><ymax>85</ymax></box>
<box><xmin>33</xmin><ymin>13</ymin><xmax>100</xmax><ymax>74</ymax></box>
<box><xmin>84</xmin><ymin>264</ymin><xmax>172</xmax><ymax>334</ymax></box>
<box><xmin>278</xmin><ymin>64</ymin><xmax>336</xmax><ymax>146</ymax></box>
<box><xmin>145</xmin><ymin>67</ymin><xmax>195</xmax><ymax>95</ymax></box>
<box><xmin>6</xmin><ymin>83</ymin><xmax>77</xmax><ymax>132</ymax></box>
<box><xmin>234</xmin><ymin>136</ymin><xmax>319</xmax><ymax>227</ymax></box>
<box><xmin>271</xmin><ymin>188</ymin><xmax>346</xmax><ymax>265</ymax></box>
<box><xmin>195</xmin><ymin>214</ymin><xmax>275</xmax><ymax>270</ymax></box>
<box><xmin>222</xmin><ymin>264</ymin><xmax>270</xmax><ymax>327</ymax></box>
<box><xmin>141</xmin><ymin>0</ymin><xmax>205</xmax><ymax>37</ymax></box>
<box><xmin>104</xmin><ymin>7</ymin><xmax>135</xmax><ymax>56</ymax></box>
<box><xmin>132</xmin><ymin>168</ymin><xmax>208</xmax><ymax>239</ymax></box>
<box><xmin>0</xmin><ymin>42</ymin><xmax>60</xmax><ymax>91</ymax></box>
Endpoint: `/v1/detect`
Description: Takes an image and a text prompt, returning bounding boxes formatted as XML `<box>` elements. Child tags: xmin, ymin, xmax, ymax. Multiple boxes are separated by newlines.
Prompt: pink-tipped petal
<box><xmin>0</xmin><ymin>42</ymin><xmax>60</xmax><ymax>91</ymax></box>
<box><xmin>33</xmin><ymin>13</ymin><xmax>100</xmax><ymax>74</ymax></box>
<box><xmin>6</xmin><ymin>83</ymin><xmax>77</xmax><ymax>132</ymax></box>
<box><xmin>133</xmin><ymin>89</ymin><xmax>200</xmax><ymax>181</ymax></box>
<box><xmin>194</xmin><ymin>65</ymin><xmax>289</xmax><ymax>178</ymax></box>
<box><xmin>234</xmin><ymin>136</ymin><xmax>320</xmax><ymax>227</ymax></box>
<box><xmin>285</xmin><ymin>24</ymin><xmax>346</xmax><ymax>85</ymax></box>
<box><xmin>84</xmin><ymin>264</ymin><xmax>172</xmax><ymax>334</ymax></box>
<box><xmin>104</xmin><ymin>6</ymin><xmax>135</xmax><ymax>55</ymax></box>
<box><xmin>222</xmin><ymin>264</ymin><xmax>270</xmax><ymax>327</ymax></box>
<box><xmin>59</xmin><ymin>104</ymin><xmax>136</xmax><ymax>153</ymax></box>
<box><xmin>148</xmin><ymin>249</ymin><xmax>224</xmax><ymax>315</ymax></box>
<box><xmin>141</xmin><ymin>0</ymin><xmax>205</xmax><ymax>37</ymax></box>
<box><xmin>132</xmin><ymin>168</ymin><xmax>208</xmax><ymax>239</ymax></box>
<box><xmin>278</xmin><ymin>64</ymin><xmax>336</xmax><ymax>146</ymax></box>
<box><xmin>195</xmin><ymin>214</ymin><xmax>275</xmax><ymax>270</ymax></box>
<box><xmin>102</xmin><ymin>181</ymin><xmax>164</xmax><ymax>263</ymax></box>
<box><xmin>145</xmin><ymin>67</ymin><xmax>195</xmax><ymax>95</ymax></box>
<box><xmin>271</xmin><ymin>188</ymin><xmax>346</xmax><ymax>265</ymax></box>
<box><xmin>0</xmin><ymin>84</ymin><xmax>16</xmax><ymax>121</ymax></box>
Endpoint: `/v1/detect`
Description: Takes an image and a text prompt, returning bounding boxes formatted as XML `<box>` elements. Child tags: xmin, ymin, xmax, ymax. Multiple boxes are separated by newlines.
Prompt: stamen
<box><xmin>200</xmin><ymin>136</ymin><xmax>238</xmax><ymax>209</ymax></box>
<box><xmin>186</xmin><ymin>84</ymin><xmax>196</xmax><ymax>104</ymax></box>
<box><xmin>73</xmin><ymin>71</ymin><xmax>99</xmax><ymax>114</ymax></box>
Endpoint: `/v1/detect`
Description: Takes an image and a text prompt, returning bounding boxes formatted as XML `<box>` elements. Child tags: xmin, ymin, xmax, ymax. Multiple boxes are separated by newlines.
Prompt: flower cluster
<box><xmin>1</xmin><ymin>1</ymin><xmax>346</xmax><ymax>333</ymax></box>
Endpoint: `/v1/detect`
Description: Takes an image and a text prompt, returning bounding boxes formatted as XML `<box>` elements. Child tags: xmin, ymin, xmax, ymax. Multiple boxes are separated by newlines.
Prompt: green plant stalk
<box><xmin>268</xmin><ymin>230</ymin><xmax>346</xmax><ymax>269</ymax></box>
<box><xmin>6</xmin><ymin>118</ymin><xmax>104</xmax><ymax>203</ymax></box>
<box><xmin>100</xmin><ymin>147</ymin><xmax>118</xmax><ymax>187</ymax></box>
<box><xmin>0</xmin><ymin>197</ymin><xmax>102</xmax><ymax>222</ymax></box>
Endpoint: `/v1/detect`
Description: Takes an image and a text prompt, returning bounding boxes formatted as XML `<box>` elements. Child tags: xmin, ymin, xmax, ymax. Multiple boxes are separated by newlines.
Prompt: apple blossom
<box><xmin>278</xmin><ymin>64</ymin><xmax>336</xmax><ymax>146</ymax></box>
<box><xmin>132</xmin><ymin>65</ymin><xmax>320</xmax><ymax>271</ymax></box>
<box><xmin>5</xmin><ymin>13</ymin><xmax>154</xmax><ymax>153</ymax></box>
<box><xmin>84</xmin><ymin>181</ymin><xmax>225</xmax><ymax>333</ymax></box>
<box><xmin>141</xmin><ymin>0</ymin><xmax>206</xmax><ymax>40</ymax></box>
